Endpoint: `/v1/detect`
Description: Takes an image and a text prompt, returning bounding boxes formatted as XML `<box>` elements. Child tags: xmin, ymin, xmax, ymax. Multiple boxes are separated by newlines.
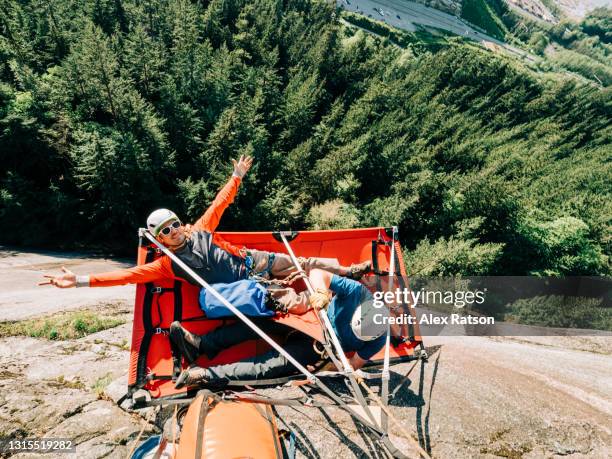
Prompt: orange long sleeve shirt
<box><xmin>88</xmin><ymin>176</ymin><xmax>245</xmax><ymax>287</ymax></box>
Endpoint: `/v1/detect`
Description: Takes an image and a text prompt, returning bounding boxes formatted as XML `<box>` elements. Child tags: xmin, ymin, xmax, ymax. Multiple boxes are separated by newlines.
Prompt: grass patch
<box><xmin>0</xmin><ymin>310</ymin><xmax>125</xmax><ymax>340</ymax></box>
<box><xmin>47</xmin><ymin>375</ymin><xmax>86</xmax><ymax>390</ymax></box>
<box><xmin>108</xmin><ymin>338</ymin><xmax>129</xmax><ymax>351</ymax></box>
<box><xmin>480</xmin><ymin>444</ymin><xmax>532</xmax><ymax>458</ymax></box>
<box><xmin>461</xmin><ymin>0</ymin><xmax>507</xmax><ymax>40</ymax></box>
<box><xmin>92</xmin><ymin>373</ymin><xmax>113</xmax><ymax>398</ymax></box>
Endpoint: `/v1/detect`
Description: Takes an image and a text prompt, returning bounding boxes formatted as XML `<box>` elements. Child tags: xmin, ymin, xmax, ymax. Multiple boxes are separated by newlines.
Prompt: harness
<box><xmin>245</xmin><ymin>251</ymin><xmax>276</xmax><ymax>278</ymax></box>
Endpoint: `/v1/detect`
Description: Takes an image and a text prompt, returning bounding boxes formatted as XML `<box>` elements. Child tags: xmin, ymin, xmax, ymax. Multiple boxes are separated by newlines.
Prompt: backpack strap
<box><xmin>170</xmin><ymin>280</ymin><xmax>183</xmax><ymax>380</ymax></box>
<box><xmin>194</xmin><ymin>390</ymin><xmax>220</xmax><ymax>459</ymax></box>
<box><xmin>136</xmin><ymin>247</ymin><xmax>157</xmax><ymax>389</ymax></box>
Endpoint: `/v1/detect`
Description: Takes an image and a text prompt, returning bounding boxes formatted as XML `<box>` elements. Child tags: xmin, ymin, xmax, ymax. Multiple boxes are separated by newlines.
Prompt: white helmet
<box><xmin>147</xmin><ymin>209</ymin><xmax>179</xmax><ymax>236</ymax></box>
<box><xmin>351</xmin><ymin>298</ymin><xmax>386</xmax><ymax>341</ymax></box>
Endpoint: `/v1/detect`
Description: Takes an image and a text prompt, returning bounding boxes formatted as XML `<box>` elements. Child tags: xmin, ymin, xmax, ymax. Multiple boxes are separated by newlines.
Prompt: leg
<box><xmin>307</xmin><ymin>269</ymin><xmax>368</xmax><ymax>310</ymax></box>
<box><xmin>249</xmin><ymin>250</ymin><xmax>345</xmax><ymax>314</ymax></box>
<box><xmin>170</xmin><ymin>319</ymin><xmax>291</xmax><ymax>363</ymax></box>
<box><xmin>175</xmin><ymin>334</ymin><xmax>321</xmax><ymax>387</ymax></box>
<box><xmin>248</xmin><ymin>250</ymin><xmax>370</xmax><ymax>279</ymax></box>
<box><xmin>203</xmin><ymin>319</ymin><xmax>292</xmax><ymax>356</ymax></box>
<box><xmin>269</xmin><ymin>252</ymin><xmax>344</xmax><ymax>277</ymax></box>
<box><xmin>309</xmin><ymin>268</ymin><xmax>334</xmax><ymax>291</ymax></box>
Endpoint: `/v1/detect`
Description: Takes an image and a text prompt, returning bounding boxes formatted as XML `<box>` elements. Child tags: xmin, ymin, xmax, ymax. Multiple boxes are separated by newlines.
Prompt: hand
<box><xmin>309</xmin><ymin>289</ymin><xmax>331</xmax><ymax>310</ymax></box>
<box><xmin>39</xmin><ymin>266</ymin><xmax>77</xmax><ymax>288</ymax></box>
<box><xmin>231</xmin><ymin>154</ymin><xmax>253</xmax><ymax>178</ymax></box>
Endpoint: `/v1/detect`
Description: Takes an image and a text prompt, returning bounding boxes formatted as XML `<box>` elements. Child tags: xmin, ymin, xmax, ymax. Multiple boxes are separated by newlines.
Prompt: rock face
<box><xmin>555</xmin><ymin>0</ymin><xmax>611</xmax><ymax>20</ymax></box>
<box><xmin>1</xmin><ymin>249</ymin><xmax>611</xmax><ymax>458</ymax></box>
<box><xmin>506</xmin><ymin>0</ymin><xmax>558</xmax><ymax>22</ymax></box>
<box><xmin>0</xmin><ymin>247</ymin><xmax>135</xmax><ymax>321</ymax></box>
<box><xmin>0</xmin><ymin>324</ymin><xmax>157</xmax><ymax>459</ymax></box>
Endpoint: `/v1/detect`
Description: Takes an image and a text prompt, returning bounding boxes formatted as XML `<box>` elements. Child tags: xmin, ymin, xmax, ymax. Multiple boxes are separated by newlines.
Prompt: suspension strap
<box><xmin>360</xmin><ymin>380</ymin><xmax>431</xmax><ymax>459</ymax></box>
<box><xmin>371</xmin><ymin>237</ymin><xmax>414</xmax><ymax>340</ymax></box>
<box><xmin>194</xmin><ymin>391</ymin><xmax>219</xmax><ymax>459</ymax></box>
<box><xmin>169</xmin><ymin>280</ymin><xmax>183</xmax><ymax>380</ymax></box>
<box><xmin>222</xmin><ymin>391</ymin><xmax>335</xmax><ymax>408</ymax></box>
<box><xmin>381</xmin><ymin>226</ymin><xmax>397</xmax><ymax>435</ymax></box>
<box><xmin>148</xmin><ymin>282</ymin><xmax>183</xmax><ymax>381</ymax></box>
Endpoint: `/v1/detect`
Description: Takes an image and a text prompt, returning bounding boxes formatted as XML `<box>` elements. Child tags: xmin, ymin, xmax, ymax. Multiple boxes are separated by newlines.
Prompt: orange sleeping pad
<box><xmin>176</xmin><ymin>393</ymin><xmax>282</xmax><ymax>459</ymax></box>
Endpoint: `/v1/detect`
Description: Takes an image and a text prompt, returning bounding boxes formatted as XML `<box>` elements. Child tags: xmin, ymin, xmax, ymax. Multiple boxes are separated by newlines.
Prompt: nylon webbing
<box><xmin>194</xmin><ymin>394</ymin><xmax>213</xmax><ymax>459</ymax></box>
<box><xmin>136</xmin><ymin>247</ymin><xmax>156</xmax><ymax>388</ymax></box>
<box><xmin>381</xmin><ymin>227</ymin><xmax>397</xmax><ymax>435</ymax></box>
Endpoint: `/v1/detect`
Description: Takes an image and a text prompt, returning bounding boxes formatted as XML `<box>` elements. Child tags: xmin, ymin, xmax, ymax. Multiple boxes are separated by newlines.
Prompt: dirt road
<box><xmin>1</xmin><ymin>248</ymin><xmax>610</xmax><ymax>458</ymax></box>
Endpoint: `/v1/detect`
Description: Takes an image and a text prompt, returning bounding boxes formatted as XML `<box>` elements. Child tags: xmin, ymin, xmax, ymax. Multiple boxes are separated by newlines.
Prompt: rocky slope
<box><xmin>1</xmin><ymin>249</ymin><xmax>610</xmax><ymax>458</ymax></box>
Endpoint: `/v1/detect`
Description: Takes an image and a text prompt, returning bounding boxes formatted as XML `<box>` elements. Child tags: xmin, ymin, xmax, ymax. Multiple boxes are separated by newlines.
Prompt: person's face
<box><xmin>157</xmin><ymin>219</ymin><xmax>186</xmax><ymax>247</ymax></box>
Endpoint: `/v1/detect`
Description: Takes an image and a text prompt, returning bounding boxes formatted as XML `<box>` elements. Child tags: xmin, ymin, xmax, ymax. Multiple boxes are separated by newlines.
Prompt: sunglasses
<box><xmin>160</xmin><ymin>220</ymin><xmax>181</xmax><ymax>236</ymax></box>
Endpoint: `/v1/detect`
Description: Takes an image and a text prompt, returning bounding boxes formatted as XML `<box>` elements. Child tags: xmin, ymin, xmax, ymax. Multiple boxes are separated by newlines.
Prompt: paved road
<box><xmin>338</xmin><ymin>0</ymin><xmax>535</xmax><ymax>60</ymax></box>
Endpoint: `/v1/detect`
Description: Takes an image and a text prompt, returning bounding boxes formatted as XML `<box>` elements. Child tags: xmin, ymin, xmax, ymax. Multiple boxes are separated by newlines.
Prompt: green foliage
<box><xmin>518</xmin><ymin>216</ymin><xmax>608</xmax><ymax>276</ymax></box>
<box><xmin>92</xmin><ymin>373</ymin><xmax>113</xmax><ymax>398</ymax></box>
<box><xmin>176</xmin><ymin>177</ymin><xmax>216</xmax><ymax>224</ymax></box>
<box><xmin>340</xmin><ymin>11</ymin><xmax>430</xmax><ymax>50</ymax></box>
<box><xmin>306</xmin><ymin>199</ymin><xmax>360</xmax><ymax>230</ymax></box>
<box><xmin>70</xmin><ymin>126</ymin><xmax>169</xmax><ymax>244</ymax></box>
<box><xmin>505</xmin><ymin>296</ymin><xmax>611</xmax><ymax>330</ymax></box>
<box><xmin>405</xmin><ymin>236</ymin><xmax>504</xmax><ymax>276</ymax></box>
<box><xmin>0</xmin><ymin>0</ymin><xmax>610</xmax><ymax>277</ymax></box>
<box><xmin>581</xmin><ymin>8</ymin><xmax>612</xmax><ymax>44</ymax></box>
<box><xmin>252</xmin><ymin>179</ymin><xmax>303</xmax><ymax>230</ymax></box>
<box><xmin>547</xmin><ymin>49</ymin><xmax>612</xmax><ymax>86</ymax></box>
<box><xmin>477</xmin><ymin>3</ymin><xmax>611</xmax><ymax>87</ymax></box>
<box><xmin>461</xmin><ymin>0</ymin><xmax>507</xmax><ymax>40</ymax></box>
<box><xmin>501</xmin><ymin>7</ymin><xmax>612</xmax><ymax>87</ymax></box>
<box><xmin>528</xmin><ymin>31</ymin><xmax>549</xmax><ymax>55</ymax></box>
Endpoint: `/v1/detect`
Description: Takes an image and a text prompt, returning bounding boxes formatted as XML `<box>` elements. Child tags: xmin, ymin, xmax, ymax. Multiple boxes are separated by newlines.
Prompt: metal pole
<box><xmin>274</xmin><ymin>237</ymin><xmax>345</xmax><ymax>372</ymax></box>
<box><xmin>141</xmin><ymin>229</ymin><xmax>382</xmax><ymax>433</ymax></box>
<box><xmin>381</xmin><ymin>226</ymin><xmax>397</xmax><ymax>434</ymax></box>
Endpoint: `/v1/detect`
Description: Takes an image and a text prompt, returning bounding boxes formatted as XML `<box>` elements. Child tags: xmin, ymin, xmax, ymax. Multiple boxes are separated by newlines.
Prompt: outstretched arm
<box><xmin>39</xmin><ymin>258</ymin><xmax>174</xmax><ymax>288</ymax></box>
<box><xmin>192</xmin><ymin>155</ymin><xmax>253</xmax><ymax>233</ymax></box>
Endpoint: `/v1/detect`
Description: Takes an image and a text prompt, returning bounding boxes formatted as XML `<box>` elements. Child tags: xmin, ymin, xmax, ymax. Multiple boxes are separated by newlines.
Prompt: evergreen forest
<box><xmin>1</xmin><ymin>0</ymin><xmax>610</xmax><ymax>280</ymax></box>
